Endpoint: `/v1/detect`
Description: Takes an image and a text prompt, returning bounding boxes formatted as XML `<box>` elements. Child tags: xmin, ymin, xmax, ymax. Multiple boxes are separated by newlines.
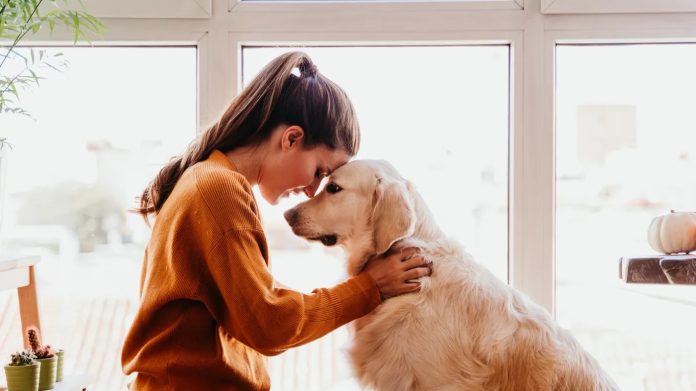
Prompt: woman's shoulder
<box><xmin>189</xmin><ymin>158</ymin><xmax>251</xmax><ymax>193</ymax></box>
<box><xmin>184</xmin><ymin>158</ymin><xmax>262</xmax><ymax>231</ymax></box>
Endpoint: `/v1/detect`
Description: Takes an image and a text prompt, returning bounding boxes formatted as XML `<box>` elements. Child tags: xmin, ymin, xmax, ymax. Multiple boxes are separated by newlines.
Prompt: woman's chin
<box><xmin>265</xmin><ymin>196</ymin><xmax>281</xmax><ymax>206</ymax></box>
<box><xmin>267</xmin><ymin>192</ymin><xmax>288</xmax><ymax>205</ymax></box>
<box><xmin>258</xmin><ymin>188</ymin><xmax>280</xmax><ymax>205</ymax></box>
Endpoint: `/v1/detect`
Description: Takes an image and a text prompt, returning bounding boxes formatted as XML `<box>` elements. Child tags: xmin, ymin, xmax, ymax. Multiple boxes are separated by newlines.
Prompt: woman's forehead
<box><xmin>317</xmin><ymin>147</ymin><xmax>351</xmax><ymax>171</ymax></box>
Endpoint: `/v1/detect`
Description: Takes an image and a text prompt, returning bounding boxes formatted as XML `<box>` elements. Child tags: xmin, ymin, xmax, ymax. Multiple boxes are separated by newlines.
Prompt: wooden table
<box><xmin>619</xmin><ymin>254</ymin><xmax>696</xmax><ymax>284</ymax></box>
<box><xmin>0</xmin><ymin>256</ymin><xmax>91</xmax><ymax>390</ymax></box>
<box><xmin>0</xmin><ymin>256</ymin><xmax>42</xmax><ymax>348</ymax></box>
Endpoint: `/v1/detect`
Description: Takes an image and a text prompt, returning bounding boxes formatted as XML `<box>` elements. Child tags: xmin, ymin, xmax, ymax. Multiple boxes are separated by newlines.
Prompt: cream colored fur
<box><xmin>285</xmin><ymin>160</ymin><xmax>619</xmax><ymax>391</ymax></box>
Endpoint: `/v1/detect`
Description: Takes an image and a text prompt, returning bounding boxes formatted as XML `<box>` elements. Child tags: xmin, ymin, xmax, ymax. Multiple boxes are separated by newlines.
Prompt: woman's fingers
<box><xmin>403</xmin><ymin>266</ymin><xmax>430</xmax><ymax>281</ymax></box>
<box><xmin>397</xmin><ymin>247</ymin><xmax>419</xmax><ymax>260</ymax></box>
<box><xmin>398</xmin><ymin>282</ymin><xmax>421</xmax><ymax>294</ymax></box>
<box><xmin>401</xmin><ymin>256</ymin><xmax>430</xmax><ymax>272</ymax></box>
<box><xmin>363</xmin><ymin>246</ymin><xmax>432</xmax><ymax>300</ymax></box>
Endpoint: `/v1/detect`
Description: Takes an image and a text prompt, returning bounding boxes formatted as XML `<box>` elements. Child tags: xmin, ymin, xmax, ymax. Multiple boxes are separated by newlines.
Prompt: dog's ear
<box><xmin>372</xmin><ymin>178</ymin><xmax>416</xmax><ymax>255</ymax></box>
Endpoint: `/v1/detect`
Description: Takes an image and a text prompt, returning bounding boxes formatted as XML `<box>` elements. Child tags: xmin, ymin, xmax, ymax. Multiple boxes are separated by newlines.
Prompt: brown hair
<box><xmin>135</xmin><ymin>51</ymin><xmax>360</xmax><ymax>222</ymax></box>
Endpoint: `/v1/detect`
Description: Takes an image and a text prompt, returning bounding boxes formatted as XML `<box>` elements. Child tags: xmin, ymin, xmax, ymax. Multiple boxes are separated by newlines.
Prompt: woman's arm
<box><xmin>200</xmin><ymin>227</ymin><xmax>381</xmax><ymax>355</ymax></box>
<box><xmin>200</xmin><ymin>227</ymin><xmax>431</xmax><ymax>356</ymax></box>
<box><xmin>192</xmin><ymin>168</ymin><xmax>428</xmax><ymax>355</ymax></box>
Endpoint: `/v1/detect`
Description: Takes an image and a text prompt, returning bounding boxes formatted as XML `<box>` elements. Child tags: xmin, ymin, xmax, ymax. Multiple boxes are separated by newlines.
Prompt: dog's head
<box><xmin>284</xmin><ymin>160</ymin><xmax>417</xmax><ymax>256</ymax></box>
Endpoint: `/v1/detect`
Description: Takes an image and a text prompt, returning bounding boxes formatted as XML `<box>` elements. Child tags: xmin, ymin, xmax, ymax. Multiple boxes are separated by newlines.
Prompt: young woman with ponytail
<box><xmin>120</xmin><ymin>52</ymin><xmax>430</xmax><ymax>390</ymax></box>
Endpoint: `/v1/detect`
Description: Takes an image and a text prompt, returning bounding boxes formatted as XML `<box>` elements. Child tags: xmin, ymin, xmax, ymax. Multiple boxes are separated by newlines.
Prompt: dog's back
<box><xmin>350</xmin><ymin>238</ymin><xmax>618</xmax><ymax>391</ymax></box>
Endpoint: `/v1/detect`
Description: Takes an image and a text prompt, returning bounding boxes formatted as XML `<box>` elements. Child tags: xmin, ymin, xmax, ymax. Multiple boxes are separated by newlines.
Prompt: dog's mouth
<box><xmin>308</xmin><ymin>234</ymin><xmax>338</xmax><ymax>246</ymax></box>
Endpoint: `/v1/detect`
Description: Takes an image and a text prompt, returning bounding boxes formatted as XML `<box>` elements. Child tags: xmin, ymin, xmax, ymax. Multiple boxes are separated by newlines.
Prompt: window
<box><xmin>7</xmin><ymin>1</ymin><xmax>696</xmax><ymax>390</ymax></box>
<box><xmin>556</xmin><ymin>43</ymin><xmax>696</xmax><ymax>390</ymax></box>
<box><xmin>243</xmin><ymin>45</ymin><xmax>510</xmax><ymax>390</ymax></box>
<box><xmin>0</xmin><ymin>47</ymin><xmax>197</xmax><ymax>390</ymax></box>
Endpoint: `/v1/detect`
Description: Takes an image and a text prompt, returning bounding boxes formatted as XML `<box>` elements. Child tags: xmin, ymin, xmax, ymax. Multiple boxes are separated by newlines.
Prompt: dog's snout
<box><xmin>284</xmin><ymin>208</ymin><xmax>299</xmax><ymax>226</ymax></box>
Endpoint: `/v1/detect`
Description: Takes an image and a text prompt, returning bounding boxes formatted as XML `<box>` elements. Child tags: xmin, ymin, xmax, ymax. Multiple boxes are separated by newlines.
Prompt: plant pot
<box><xmin>54</xmin><ymin>350</ymin><xmax>64</xmax><ymax>382</ymax></box>
<box><xmin>36</xmin><ymin>356</ymin><xmax>56</xmax><ymax>390</ymax></box>
<box><xmin>4</xmin><ymin>362</ymin><xmax>40</xmax><ymax>391</ymax></box>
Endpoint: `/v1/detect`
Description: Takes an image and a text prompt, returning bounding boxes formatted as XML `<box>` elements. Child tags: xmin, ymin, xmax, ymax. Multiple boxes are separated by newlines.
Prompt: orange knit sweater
<box><xmin>121</xmin><ymin>150</ymin><xmax>381</xmax><ymax>390</ymax></box>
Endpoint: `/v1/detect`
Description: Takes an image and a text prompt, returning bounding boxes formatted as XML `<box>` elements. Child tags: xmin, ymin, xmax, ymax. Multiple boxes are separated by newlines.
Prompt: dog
<box><xmin>284</xmin><ymin>160</ymin><xmax>619</xmax><ymax>391</ymax></box>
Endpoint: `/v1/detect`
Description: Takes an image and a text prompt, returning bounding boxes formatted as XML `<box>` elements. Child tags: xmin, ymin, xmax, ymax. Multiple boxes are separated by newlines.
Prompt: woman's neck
<box><xmin>224</xmin><ymin>145</ymin><xmax>267</xmax><ymax>186</ymax></box>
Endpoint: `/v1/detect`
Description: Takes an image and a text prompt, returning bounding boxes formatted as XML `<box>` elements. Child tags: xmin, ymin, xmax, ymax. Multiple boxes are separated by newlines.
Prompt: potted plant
<box><xmin>26</xmin><ymin>328</ymin><xmax>56</xmax><ymax>391</ymax></box>
<box><xmin>54</xmin><ymin>349</ymin><xmax>63</xmax><ymax>383</ymax></box>
<box><xmin>4</xmin><ymin>349</ymin><xmax>40</xmax><ymax>391</ymax></box>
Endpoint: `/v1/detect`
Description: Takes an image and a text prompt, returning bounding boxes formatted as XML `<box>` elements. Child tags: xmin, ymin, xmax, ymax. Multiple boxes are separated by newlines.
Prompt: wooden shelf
<box><xmin>619</xmin><ymin>254</ymin><xmax>696</xmax><ymax>284</ymax></box>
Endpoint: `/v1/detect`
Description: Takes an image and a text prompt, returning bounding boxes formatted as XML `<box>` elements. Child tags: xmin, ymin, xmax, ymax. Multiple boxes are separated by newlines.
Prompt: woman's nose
<box><xmin>303</xmin><ymin>177</ymin><xmax>322</xmax><ymax>198</ymax></box>
<box><xmin>303</xmin><ymin>185</ymin><xmax>317</xmax><ymax>198</ymax></box>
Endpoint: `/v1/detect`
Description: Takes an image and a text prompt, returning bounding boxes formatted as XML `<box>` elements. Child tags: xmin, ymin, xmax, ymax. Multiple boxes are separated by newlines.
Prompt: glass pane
<box><xmin>0</xmin><ymin>47</ymin><xmax>197</xmax><ymax>390</ymax></box>
<box><xmin>243</xmin><ymin>45</ymin><xmax>509</xmax><ymax>390</ymax></box>
<box><xmin>556</xmin><ymin>44</ymin><xmax>696</xmax><ymax>390</ymax></box>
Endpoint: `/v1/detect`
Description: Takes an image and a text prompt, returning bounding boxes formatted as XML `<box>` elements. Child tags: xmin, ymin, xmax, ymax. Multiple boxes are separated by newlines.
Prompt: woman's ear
<box><xmin>281</xmin><ymin>125</ymin><xmax>305</xmax><ymax>151</ymax></box>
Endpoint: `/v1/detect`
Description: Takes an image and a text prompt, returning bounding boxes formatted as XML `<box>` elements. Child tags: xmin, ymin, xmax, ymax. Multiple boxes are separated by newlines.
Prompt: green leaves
<box><xmin>0</xmin><ymin>0</ymin><xmax>104</xmax><ymax>118</ymax></box>
<box><xmin>0</xmin><ymin>48</ymin><xmax>67</xmax><ymax>115</ymax></box>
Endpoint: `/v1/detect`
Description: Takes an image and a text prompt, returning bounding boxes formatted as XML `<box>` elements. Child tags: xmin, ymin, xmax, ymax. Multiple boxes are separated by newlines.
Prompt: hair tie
<box><xmin>299</xmin><ymin>61</ymin><xmax>318</xmax><ymax>78</ymax></box>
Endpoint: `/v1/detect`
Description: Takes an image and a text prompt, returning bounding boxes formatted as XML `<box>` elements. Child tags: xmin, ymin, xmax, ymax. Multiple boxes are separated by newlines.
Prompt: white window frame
<box><xmin>83</xmin><ymin>0</ymin><xmax>212</xmax><ymax>18</ymax></box>
<box><xmin>228</xmin><ymin>0</ymin><xmax>524</xmax><ymax>13</ymax></box>
<box><xmin>11</xmin><ymin>0</ymin><xmax>696</xmax><ymax>316</ymax></box>
<box><xmin>542</xmin><ymin>0</ymin><xmax>696</xmax><ymax>14</ymax></box>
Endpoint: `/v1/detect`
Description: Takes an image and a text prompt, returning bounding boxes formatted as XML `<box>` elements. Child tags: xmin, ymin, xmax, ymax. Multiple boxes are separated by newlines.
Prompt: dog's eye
<box><xmin>326</xmin><ymin>183</ymin><xmax>342</xmax><ymax>194</ymax></box>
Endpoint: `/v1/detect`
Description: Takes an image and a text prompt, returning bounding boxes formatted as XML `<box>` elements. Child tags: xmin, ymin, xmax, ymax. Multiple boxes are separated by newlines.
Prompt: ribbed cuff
<box><xmin>349</xmin><ymin>272</ymin><xmax>382</xmax><ymax>312</ymax></box>
<box><xmin>325</xmin><ymin>272</ymin><xmax>382</xmax><ymax>327</ymax></box>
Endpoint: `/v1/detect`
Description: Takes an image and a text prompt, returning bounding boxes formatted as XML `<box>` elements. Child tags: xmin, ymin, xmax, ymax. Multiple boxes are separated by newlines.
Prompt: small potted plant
<box><xmin>4</xmin><ymin>349</ymin><xmax>40</xmax><ymax>391</ymax></box>
<box><xmin>54</xmin><ymin>348</ymin><xmax>64</xmax><ymax>383</ymax></box>
<box><xmin>26</xmin><ymin>328</ymin><xmax>56</xmax><ymax>391</ymax></box>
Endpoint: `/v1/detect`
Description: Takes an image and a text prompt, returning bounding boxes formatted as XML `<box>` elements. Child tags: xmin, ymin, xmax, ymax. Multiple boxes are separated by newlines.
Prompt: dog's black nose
<box><xmin>284</xmin><ymin>208</ymin><xmax>299</xmax><ymax>226</ymax></box>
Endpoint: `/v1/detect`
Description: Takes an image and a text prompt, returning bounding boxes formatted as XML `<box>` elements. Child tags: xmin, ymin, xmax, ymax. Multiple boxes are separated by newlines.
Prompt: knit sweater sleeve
<box><xmin>194</xmin><ymin>168</ymin><xmax>381</xmax><ymax>356</ymax></box>
<box><xmin>203</xmin><ymin>228</ymin><xmax>380</xmax><ymax>355</ymax></box>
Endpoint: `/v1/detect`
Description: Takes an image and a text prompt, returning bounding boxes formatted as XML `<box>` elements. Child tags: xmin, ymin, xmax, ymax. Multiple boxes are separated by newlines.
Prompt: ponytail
<box><xmin>134</xmin><ymin>51</ymin><xmax>360</xmax><ymax>223</ymax></box>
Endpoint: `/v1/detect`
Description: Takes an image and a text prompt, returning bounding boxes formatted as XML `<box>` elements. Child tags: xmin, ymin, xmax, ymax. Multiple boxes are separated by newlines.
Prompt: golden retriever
<box><xmin>284</xmin><ymin>160</ymin><xmax>619</xmax><ymax>391</ymax></box>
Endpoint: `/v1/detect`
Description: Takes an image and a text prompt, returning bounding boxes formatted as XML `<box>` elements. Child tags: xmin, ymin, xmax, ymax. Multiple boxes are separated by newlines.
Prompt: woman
<box><xmin>121</xmin><ymin>51</ymin><xmax>430</xmax><ymax>390</ymax></box>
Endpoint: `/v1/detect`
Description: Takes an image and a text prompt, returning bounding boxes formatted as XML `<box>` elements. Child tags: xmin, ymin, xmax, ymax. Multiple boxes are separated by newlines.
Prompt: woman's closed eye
<box><xmin>315</xmin><ymin>169</ymin><xmax>328</xmax><ymax>179</ymax></box>
<box><xmin>326</xmin><ymin>182</ymin><xmax>342</xmax><ymax>194</ymax></box>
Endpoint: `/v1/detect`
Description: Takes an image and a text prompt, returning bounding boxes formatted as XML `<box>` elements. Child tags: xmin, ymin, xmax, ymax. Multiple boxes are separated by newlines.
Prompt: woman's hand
<box><xmin>362</xmin><ymin>247</ymin><xmax>431</xmax><ymax>300</ymax></box>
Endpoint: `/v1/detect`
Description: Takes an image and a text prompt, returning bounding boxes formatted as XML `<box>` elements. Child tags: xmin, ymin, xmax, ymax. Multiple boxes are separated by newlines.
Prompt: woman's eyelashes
<box><xmin>315</xmin><ymin>168</ymin><xmax>328</xmax><ymax>179</ymax></box>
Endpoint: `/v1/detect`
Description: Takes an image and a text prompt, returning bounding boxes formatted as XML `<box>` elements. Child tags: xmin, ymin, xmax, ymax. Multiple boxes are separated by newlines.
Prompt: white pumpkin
<box><xmin>647</xmin><ymin>210</ymin><xmax>696</xmax><ymax>254</ymax></box>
